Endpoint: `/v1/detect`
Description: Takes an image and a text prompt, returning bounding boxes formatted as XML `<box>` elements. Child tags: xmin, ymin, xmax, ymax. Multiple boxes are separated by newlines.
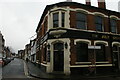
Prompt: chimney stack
<box><xmin>98</xmin><ymin>0</ymin><xmax>106</xmax><ymax>9</ymax></box>
<box><xmin>86</xmin><ymin>0</ymin><xmax>91</xmax><ymax>6</ymax></box>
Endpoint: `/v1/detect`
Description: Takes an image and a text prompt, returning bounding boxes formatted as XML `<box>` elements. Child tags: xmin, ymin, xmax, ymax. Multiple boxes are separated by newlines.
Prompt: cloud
<box><xmin>1</xmin><ymin>2</ymin><xmax>45</xmax><ymax>53</ymax></box>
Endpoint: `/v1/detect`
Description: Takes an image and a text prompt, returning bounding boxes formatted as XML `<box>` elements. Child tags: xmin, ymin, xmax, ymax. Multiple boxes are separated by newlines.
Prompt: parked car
<box><xmin>0</xmin><ymin>58</ymin><xmax>4</xmax><ymax>66</ymax></box>
<box><xmin>11</xmin><ymin>57</ymin><xmax>14</xmax><ymax>60</ymax></box>
<box><xmin>2</xmin><ymin>57</ymin><xmax>12</xmax><ymax>66</ymax></box>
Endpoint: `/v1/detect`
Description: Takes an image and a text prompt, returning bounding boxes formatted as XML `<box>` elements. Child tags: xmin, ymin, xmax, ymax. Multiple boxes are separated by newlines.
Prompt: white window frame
<box><xmin>110</xmin><ymin>18</ymin><xmax>118</xmax><ymax>34</ymax></box>
<box><xmin>76</xmin><ymin>11</ymin><xmax>88</xmax><ymax>30</ymax></box>
<box><xmin>51</xmin><ymin>10</ymin><xmax>66</xmax><ymax>28</ymax></box>
<box><xmin>75</xmin><ymin>39</ymin><xmax>91</xmax><ymax>63</ymax></box>
<box><xmin>95</xmin><ymin>15</ymin><xmax>104</xmax><ymax>32</ymax></box>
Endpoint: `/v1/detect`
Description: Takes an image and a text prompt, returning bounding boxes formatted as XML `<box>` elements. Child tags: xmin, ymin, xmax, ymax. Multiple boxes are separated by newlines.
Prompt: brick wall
<box><xmin>70</xmin><ymin>39</ymin><xmax>76</xmax><ymax>65</ymax></box>
<box><xmin>87</xmin><ymin>14</ymin><xmax>95</xmax><ymax>30</ymax></box>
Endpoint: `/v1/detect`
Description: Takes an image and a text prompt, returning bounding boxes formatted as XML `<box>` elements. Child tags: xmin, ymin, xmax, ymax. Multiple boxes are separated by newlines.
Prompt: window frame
<box><xmin>52</xmin><ymin>10</ymin><xmax>66</xmax><ymax>28</ymax></box>
<box><xmin>61</xmin><ymin>12</ymin><xmax>65</xmax><ymax>28</ymax></box>
<box><xmin>53</xmin><ymin>12</ymin><xmax>59</xmax><ymax>28</ymax></box>
<box><xmin>76</xmin><ymin>12</ymin><xmax>87</xmax><ymax>30</ymax></box>
<box><xmin>110</xmin><ymin>18</ymin><xmax>117</xmax><ymax>33</ymax></box>
<box><xmin>95</xmin><ymin>16</ymin><xmax>104</xmax><ymax>32</ymax></box>
<box><xmin>76</xmin><ymin>42</ymin><xmax>88</xmax><ymax>62</ymax></box>
<box><xmin>95</xmin><ymin>44</ymin><xmax>106</xmax><ymax>62</ymax></box>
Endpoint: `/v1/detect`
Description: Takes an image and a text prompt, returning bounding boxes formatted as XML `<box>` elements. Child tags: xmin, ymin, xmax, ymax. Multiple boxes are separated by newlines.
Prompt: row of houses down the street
<box><xmin>18</xmin><ymin>38</ymin><xmax>37</xmax><ymax>63</ymax></box>
<box><xmin>20</xmin><ymin>0</ymin><xmax>120</xmax><ymax>75</ymax></box>
<box><xmin>0</xmin><ymin>31</ymin><xmax>5</xmax><ymax>58</ymax></box>
<box><xmin>0</xmin><ymin>31</ymin><xmax>13</xmax><ymax>58</ymax></box>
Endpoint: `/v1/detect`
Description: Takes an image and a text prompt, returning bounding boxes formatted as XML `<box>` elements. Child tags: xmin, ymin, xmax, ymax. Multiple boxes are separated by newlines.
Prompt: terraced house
<box><xmin>36</xmin><ymin>0</ymin><xmax>120</xmax><ymax>75</ymax></box>
<box><xmin>0</xmin><ymin>31</ymin><xmax>5</xmax><ymax>58</ymax></box>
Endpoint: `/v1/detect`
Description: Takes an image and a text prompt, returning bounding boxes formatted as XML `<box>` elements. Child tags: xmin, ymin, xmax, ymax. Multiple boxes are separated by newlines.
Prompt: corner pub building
<box><xmin>36</xmin><ymin>0</ymin><xmax>120</xmax><ymax>75</ymax></box>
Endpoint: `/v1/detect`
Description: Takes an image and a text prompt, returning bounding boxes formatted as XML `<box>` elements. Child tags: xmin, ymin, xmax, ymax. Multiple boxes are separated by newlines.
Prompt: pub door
<box><xmin>53</xmin><ymin>43</ymin><xmax>64</xmax><ymax>71</ymax></box>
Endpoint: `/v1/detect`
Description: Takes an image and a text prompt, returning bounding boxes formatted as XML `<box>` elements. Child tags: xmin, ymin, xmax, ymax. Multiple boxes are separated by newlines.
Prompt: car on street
<box><xmin>2</xmin><ymin>57</ymin><xmax>14</xmax><ymax>66</ymax></box>
<box><xmin>0</xmin><ymin>58</ymin><xmax>4</xmax><ymax>66</ymax></box>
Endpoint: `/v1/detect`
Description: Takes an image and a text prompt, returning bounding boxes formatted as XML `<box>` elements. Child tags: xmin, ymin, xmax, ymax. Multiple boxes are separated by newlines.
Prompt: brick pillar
<box><xmin>70</xmin><ymin>11</ymin><xmax>76</xmax><ymax>28</ymax></box>
<box><xmin>87</xmin><ymin>14</ymin><xmax>95</xmax><ymax>30</ymax></box>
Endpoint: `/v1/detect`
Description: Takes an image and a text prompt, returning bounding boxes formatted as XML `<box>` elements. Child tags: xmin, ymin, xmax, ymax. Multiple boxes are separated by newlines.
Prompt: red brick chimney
<box><xmin>86</xmin><ymin>0</ymin><xmax>91</xmax><ymax>6</ymax></box>
<box><xmin>98</xmin><ymin>0</ymin><xmax>106</xmax><ymax>9</ymax></box>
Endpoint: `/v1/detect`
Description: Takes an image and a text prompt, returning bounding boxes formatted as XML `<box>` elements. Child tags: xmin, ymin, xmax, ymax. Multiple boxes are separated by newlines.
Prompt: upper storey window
<box><xmin>110</xmin><ymin>19</ymin><xmax>117</xmax><ymax>33</ymax></box>
<box><xmin>76</xmin><ymin>12</ymin><xmax>87</xmax><ymax>29</ymax></box>
<box><xmin>62</xmin><ymin>12</ymin><xmax>65</xmax><ymax>28</ymax></box>
<box><xmin>53</xmin><ymin>13</ymin><xmax>59</xmax><ymax>28</ymax></box>
<box><xmin>95</xmin><ymin>16</ymin><xmax>104</xmax><ymax>32</ymax></box>
<box><xmin>52</xmin><ymin>11</ymin><xmax>65</xmax><ymax>28</ymax></box>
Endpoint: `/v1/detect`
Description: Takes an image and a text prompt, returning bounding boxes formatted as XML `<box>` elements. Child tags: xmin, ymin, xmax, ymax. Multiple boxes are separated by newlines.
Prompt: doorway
<box><xmin>53</xmin><ymin>43</ymin><xmax>64</xmax><ymax>71</ymax></box>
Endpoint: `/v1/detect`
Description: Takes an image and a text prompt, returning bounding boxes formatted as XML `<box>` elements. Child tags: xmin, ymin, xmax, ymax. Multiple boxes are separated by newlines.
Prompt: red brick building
<box><xmin>36</xmin><ymin>0</ymin><xmax>120</xmax><ymax>75</ymax></box>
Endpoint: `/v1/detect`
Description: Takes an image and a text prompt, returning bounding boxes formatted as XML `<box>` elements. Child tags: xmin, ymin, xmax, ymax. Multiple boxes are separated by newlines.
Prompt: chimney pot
<box><xmin>86</xmin><ymin>0</ymin><xmax>91</xmax><ymax>5</ymax></box>
<box><xmin>98</xmin><ymin>0</ymin><xmax>106</xmax><ymax>9</ymax></box>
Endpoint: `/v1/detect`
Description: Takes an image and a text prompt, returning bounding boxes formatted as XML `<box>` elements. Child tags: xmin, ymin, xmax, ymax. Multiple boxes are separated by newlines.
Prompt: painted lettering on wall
<box><xmin>101</xmin><ymin>35</ymin><xmax>110</xmax><ymax>39</ymax></box>
<box><xmin>113</xmin><ymin>37</ymin><xmax>120</xmax><ymax>40</ymax></box>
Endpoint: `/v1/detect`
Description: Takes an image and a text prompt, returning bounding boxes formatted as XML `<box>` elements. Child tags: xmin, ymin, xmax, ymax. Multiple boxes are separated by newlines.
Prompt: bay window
<box><xmin>53</xmin><ymin>13</ymin><xmax>59</xmax><ymax>28</ymax></box>
<box><xmin>52</xmin><ymin>11</ymin><xmax>65</xmax><ymax>28</ymax></box>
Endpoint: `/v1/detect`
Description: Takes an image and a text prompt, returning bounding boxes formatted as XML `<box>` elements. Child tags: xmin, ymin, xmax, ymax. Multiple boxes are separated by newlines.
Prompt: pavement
<box><xmin>26</xmin><ymin>61</ymin><xmax>120</xmax><ymax>80</ymax></box>
<box><xmin>26</xmin><ymin>61</ymin><xmax>69</xmax><ymax>80</ymax></box>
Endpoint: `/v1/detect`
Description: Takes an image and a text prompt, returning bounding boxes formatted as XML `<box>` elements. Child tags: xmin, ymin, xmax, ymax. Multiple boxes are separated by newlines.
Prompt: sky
<box><xmin>0</xmin><ymin>0</ymin><xmax>120</xmax><ymax>53</ymax></box>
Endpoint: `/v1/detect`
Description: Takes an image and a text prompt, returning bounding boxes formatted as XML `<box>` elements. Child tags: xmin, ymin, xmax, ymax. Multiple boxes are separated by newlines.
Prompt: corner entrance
<box><xmin>53</xmin><ymin>43</ymin><xmax>64</xmax><ymax>71</ymax></box>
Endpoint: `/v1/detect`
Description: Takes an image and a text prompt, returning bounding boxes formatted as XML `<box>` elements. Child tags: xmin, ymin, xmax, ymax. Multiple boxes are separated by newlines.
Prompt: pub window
<box><xmin>43</xmin><ymin>46</ymin><xmax>47</xmax><ymax>61</ymax></box>
<box><xmin>110</xmin><ymin>19</ymin><xmax>117</xmax><ymax>33</ymax></box>
<box><xmin>53</xmin><ymin>12</ymin><xmax>59</xmax><ymax>28</ymax></box>
<box><xmin>113</xmin><ymin>45</ymin><xmax>119</xmax><ymax>52</ymax></box>
<box><xmin>96</xmin><ymin>44</ymin><xmax>106</xmax><ymax>62</ymax></box>
<box><xmin>76</xmin><ymin>42</ymin><xmax>88</xmax><ymax>62</ymax></box>
<box><xmin>47</xmin><ymin>51</ymin><xmax>50</xmax><ymax>62</ymax></box>
<box><xmin>95</xmin><ymin>16</ymin><xmax>104</xmax><ymax>32</ymax></box>
<box><xmin>76</xmin><ymin>12</ymin><xmax>87</xmax><ymax>29</ymax></box>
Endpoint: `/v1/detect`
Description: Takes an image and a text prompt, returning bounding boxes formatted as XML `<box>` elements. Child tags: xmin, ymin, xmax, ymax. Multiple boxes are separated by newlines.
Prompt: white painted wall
<box><xmin>0</xmin><ymin>32</ymin><xmax>3</xmax><ymax>58</ymax></box>
<box><xmin>31</xmin><ymin>41</ymin><xmax>36</xmax><ymax>62</ymax></box>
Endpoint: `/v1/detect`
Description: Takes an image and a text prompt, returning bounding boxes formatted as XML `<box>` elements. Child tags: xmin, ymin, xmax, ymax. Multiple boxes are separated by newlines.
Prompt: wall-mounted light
<box><xmin>65</xmin><ymin>43</ymin><xmax>68</xmax><ymax>49</ymax></box>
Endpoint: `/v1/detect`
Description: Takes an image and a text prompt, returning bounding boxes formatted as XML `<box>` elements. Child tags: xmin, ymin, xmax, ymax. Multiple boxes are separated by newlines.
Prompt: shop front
<box><xmin>41</xmin><ymin>28</ymin><xmax>120</xmax><ymax>74</ymax></box>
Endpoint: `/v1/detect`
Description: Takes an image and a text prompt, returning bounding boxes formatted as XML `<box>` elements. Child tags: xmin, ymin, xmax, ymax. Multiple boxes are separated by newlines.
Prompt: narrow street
<box><xmin>2</xmin><ymin>58</ymin><xmax>29</xmax><ymax>78</ymax></box>
<box><xmin>1</xmin><ymin>58</ymin><xmax>41</xmax><ymax>80</ymax></box>
<box><xmin>1</xmin><ymin>58</ymin><xmax>120</xmax><ymax>80</ymax></box>
<box><xmin>1</xmin><ymin>0</ymin><xmax>120</xmax><ymax>80</ymax></box>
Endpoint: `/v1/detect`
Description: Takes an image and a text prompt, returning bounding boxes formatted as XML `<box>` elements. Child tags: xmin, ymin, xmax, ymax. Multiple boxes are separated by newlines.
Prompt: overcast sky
<box><xmin>0</xmin><ymin>0</ymin><xmax>120</xmax><ymax>53</ymax></box>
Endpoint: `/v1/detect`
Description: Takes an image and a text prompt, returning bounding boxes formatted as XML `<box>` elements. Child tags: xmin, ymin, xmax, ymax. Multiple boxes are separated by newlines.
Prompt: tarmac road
<box><xmin>2</xmin><ymin>58</ymin><xmax>28</xmax><ymax>78</ymax></box>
